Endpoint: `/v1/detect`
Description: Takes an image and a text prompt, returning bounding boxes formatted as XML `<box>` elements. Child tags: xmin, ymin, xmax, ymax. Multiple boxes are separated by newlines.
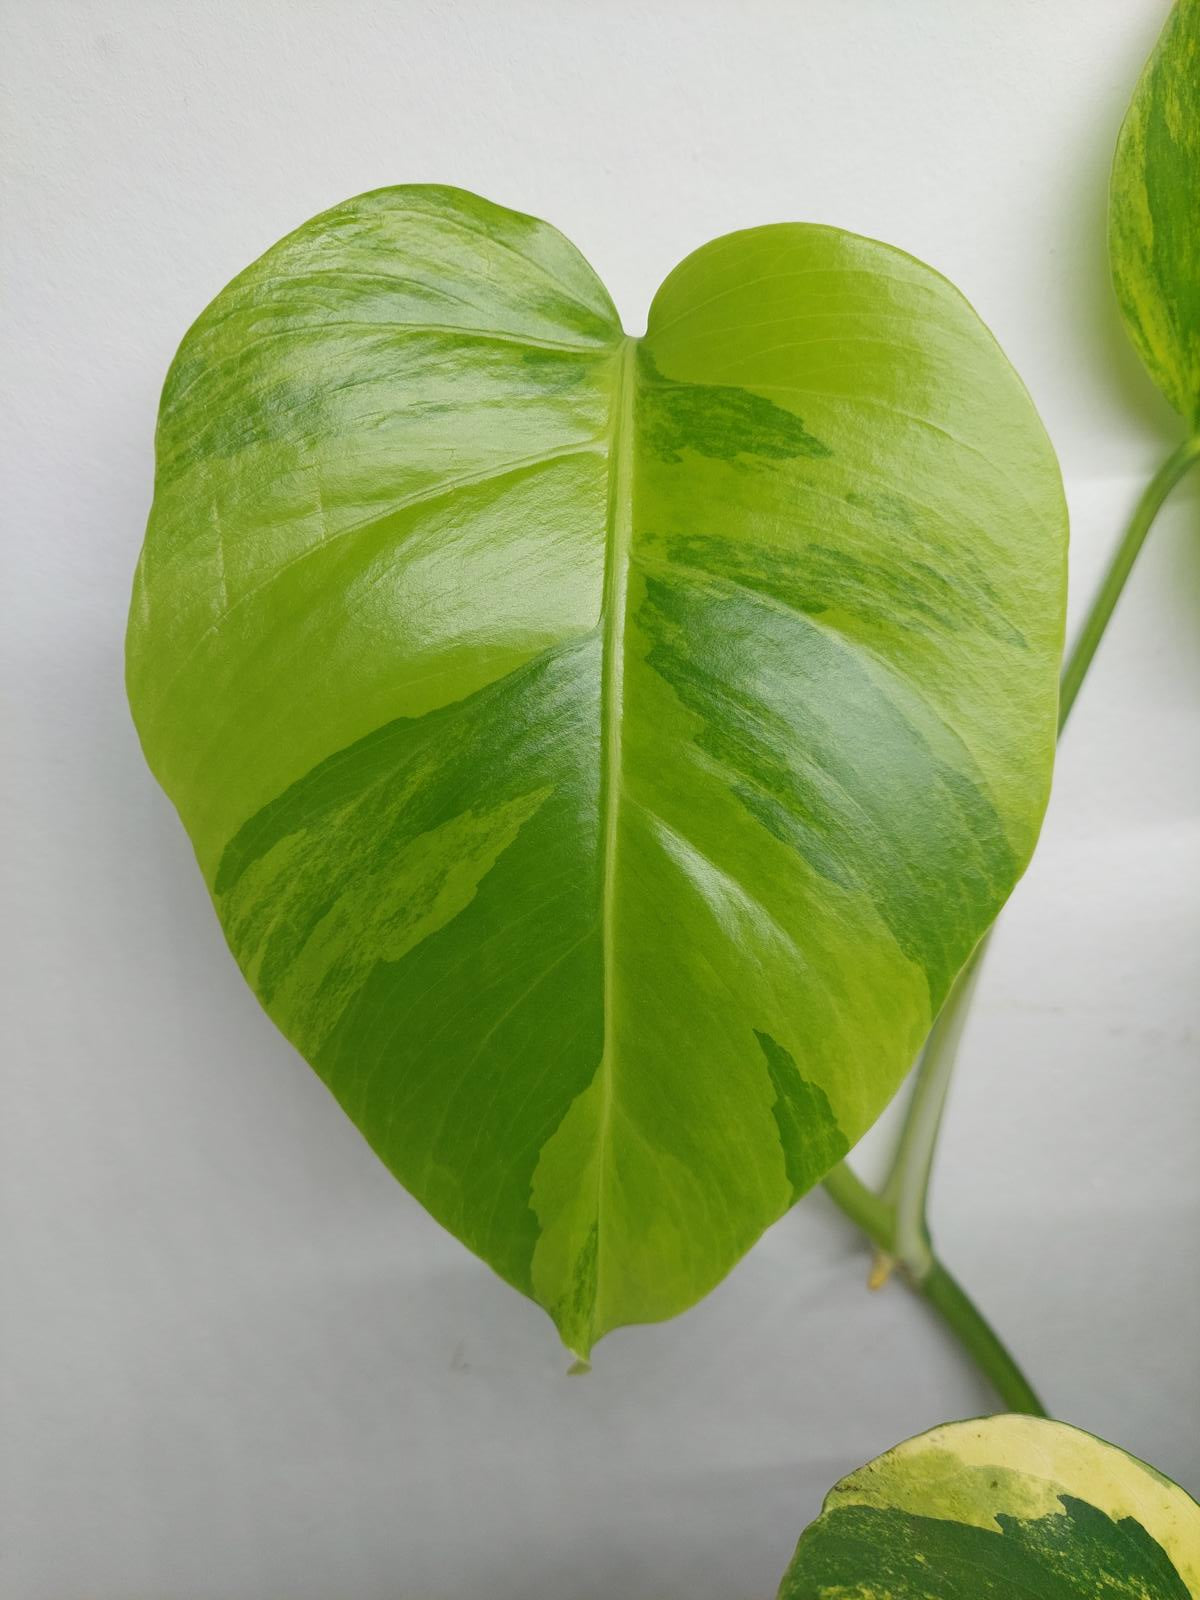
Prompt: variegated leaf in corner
<box><xmin>778</xmin><ymin>1414</ymin><xmax>1200</xmax><ymax>1600</ymax></box>
<box><xmin>1111</xmin><ymin>0</ymin><xmax>1200</xmax><ymax>421</ymax></box>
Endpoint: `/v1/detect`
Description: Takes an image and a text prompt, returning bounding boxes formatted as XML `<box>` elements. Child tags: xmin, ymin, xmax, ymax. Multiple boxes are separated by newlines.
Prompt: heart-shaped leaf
<box><xmin>1111</xmin><ymin>0</ymin><xmax>1200</xmax><ymax>420</ymax></box>
<box><xmin>777</xmin><ymin>1415</ymin><xmax>1200</xmax><ymax>1600</ymax></box>
<box><xmin>127</xmin><ymin>187</ymin><xmax>1066</xmax><ymax>1357</ymax></box>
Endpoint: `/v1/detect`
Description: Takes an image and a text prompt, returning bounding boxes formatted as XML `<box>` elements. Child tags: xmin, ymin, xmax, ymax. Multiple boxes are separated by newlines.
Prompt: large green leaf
<box><xmin>127</xmin><ymin>186</ymin><xmax>1065</xmax><ymax>1357</ymax></box>
<box><xmin>1111</xmin><ymin>0</ymin><xmax>1200</xmax><ymax>420</ymax></box>
<box><xmin>777</xmin><ymin>1414</ymin><xmax>1200</xmax><ymax>1600</ymax></box>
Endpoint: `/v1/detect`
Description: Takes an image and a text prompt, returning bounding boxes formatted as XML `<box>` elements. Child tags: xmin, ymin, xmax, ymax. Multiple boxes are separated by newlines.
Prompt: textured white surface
<box><xmin>2</xmin><ymin>3</ymin><xmax>1198</xmax><ymax>1597</ymax></box>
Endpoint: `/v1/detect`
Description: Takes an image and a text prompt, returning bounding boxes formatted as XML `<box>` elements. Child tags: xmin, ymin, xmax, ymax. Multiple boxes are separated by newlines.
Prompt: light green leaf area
<box><xmin>127</xmin><ymin>186</ymin><xmax>1065</xmax><ymax>1357</ymax></box>
<box><xmin>777</xmin><ymin>1414</ymin><xmax>1200</xmax><ymax>1600</ymax></box>
<box><xmin>1111</xmin><ymin>0</ymin><xmax>1200</xmax><ymax>420</ymax></box>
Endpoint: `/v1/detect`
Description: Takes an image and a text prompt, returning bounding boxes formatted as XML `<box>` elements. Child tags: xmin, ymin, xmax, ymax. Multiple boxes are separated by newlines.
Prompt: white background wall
<box><xmin>3</xmin><ymin>3</ymin><xmax>1198</xmax><ymax>1596</ymax></box>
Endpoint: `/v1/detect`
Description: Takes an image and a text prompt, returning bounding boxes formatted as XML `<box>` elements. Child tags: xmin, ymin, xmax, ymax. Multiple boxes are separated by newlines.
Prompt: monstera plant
<box><xmin>127</xmin><ymin>0</ymin><xmax>1198</xmax><ymax>1592</ymax></box>
<box><xmin>127</xmin><ymin>187</ymin><xmax>1068</xmax><ymax>1360</ymax></box>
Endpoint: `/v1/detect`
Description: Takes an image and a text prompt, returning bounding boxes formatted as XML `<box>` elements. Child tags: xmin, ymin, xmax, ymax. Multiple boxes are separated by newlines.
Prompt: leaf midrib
<box><xmin>592</xmin><ymin>334</ymin><xmax>638</xmax><ymax>1341</ymax></box>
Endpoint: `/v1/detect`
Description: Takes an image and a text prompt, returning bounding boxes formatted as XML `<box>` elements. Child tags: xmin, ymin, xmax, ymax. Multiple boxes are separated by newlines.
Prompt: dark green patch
<box><xmin>637</xmin><ymin>350</ymin><xmax>830</xmax><ymax>466</ymax></box>
<box><xmin>216</xmin><ymin>635</ymin><xmax>605</xmax><ymax>1300</ymax></box>
<box><xmin>638</xmin><ymin>571</ymin><xmax>1017</xmax><ymax>1008</ymax></box>
<box><xmin>779</xmin><ymin>1496</ymin><xmax>1191</xmax><ymax>1600</ymax></box>
<box><xmin>733</xmin><ymin>778</ymin><xmax>853</xmax><ymax>891</ymax></box>
<box><xmin>754</xmin><ymin>1031</ymin><xmax>848</xmax><ymax>1199</ymax></box>
<box><xmin>660</xmin><ymin>531</ymin><xmax>1027</xmax><ymax>650</ymax></box>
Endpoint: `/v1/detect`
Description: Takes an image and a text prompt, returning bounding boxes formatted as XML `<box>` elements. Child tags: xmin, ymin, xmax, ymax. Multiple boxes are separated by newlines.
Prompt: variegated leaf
<box><xmin>127</xmin><ymin>187</ymin><xmax>1066</xmax><ymax>1356</ymax></box>
<box><xmin>778</xmin><ymin>1414</ymin><xmax>1200</xmax><ymax>1600</ymax></box>
<box><xmin>1111</xmin><ymin>0</ymin><xmax>1200</xmax><ymax>420</ymax></box>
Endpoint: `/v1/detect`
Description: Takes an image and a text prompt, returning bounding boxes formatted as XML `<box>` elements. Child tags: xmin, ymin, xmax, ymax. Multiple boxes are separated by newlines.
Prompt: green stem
<box><xmin>822</xmin><ymin>1161</ymin><xmax>894</xmax><ymax>1254</ymax></box>
<box><xmin>822</xmin><ymin>434</ymin><xmax>1200</xmax><ymax>1417</ymax></box>
<box><xmin>921</xmin><ymin>1263</ymin><xmax>1046</xmax><ymax>1416</ymax></box>
<box><xmin>1058</xmin><ymin>434</ymin><xmax>1200</xmax><ymax>731</ymax></box>
<box><xmin>822</xmin><ymin>1163</ymin><xmax>1044</xmax><ymax>1414</ymax></box>
<box><xmin>887</xmin><ymin>947</ymin><xmax>986</xmax><ymax>1277</ymax></box>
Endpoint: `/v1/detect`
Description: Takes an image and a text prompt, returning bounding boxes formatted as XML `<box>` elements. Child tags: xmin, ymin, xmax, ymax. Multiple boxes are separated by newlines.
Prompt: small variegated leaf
<box><xmin>778</xmin><ymin>1415</ymin><xmax>1200</xmax><ymax>1600</ymax></box>
<box><xmin>127</xmin><ymin>187</ymin><xmax>1066</xmax><ymax>1356</ymax></box>
<box><xmin>1110</xmin><ymin>0</ymin><xmax>1200</xmax><ymax>420</ymax></box>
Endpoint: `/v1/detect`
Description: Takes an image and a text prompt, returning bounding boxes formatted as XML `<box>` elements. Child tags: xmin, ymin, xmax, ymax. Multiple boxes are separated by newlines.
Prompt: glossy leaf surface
<box><xmin>777</xmin><ymin>1414</ymin><xmax>1200</xmax><ymax>1600</ymax></box>
<box><xmin>1111</xmin><ymin>0</ymin><xmax>1200</xmax><ymax>420</ymax></box>
<box><xmin>127</xmin><ymin>187</ymin><xmax>1066</xmax><ymax>1356</ymax></box>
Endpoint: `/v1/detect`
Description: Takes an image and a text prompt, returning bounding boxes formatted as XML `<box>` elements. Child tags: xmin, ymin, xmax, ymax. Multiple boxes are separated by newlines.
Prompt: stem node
<box><xmin>867</xmin><ymin>1252</ymin><xmax>895</xmax><ymax>1291</ymax></box>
